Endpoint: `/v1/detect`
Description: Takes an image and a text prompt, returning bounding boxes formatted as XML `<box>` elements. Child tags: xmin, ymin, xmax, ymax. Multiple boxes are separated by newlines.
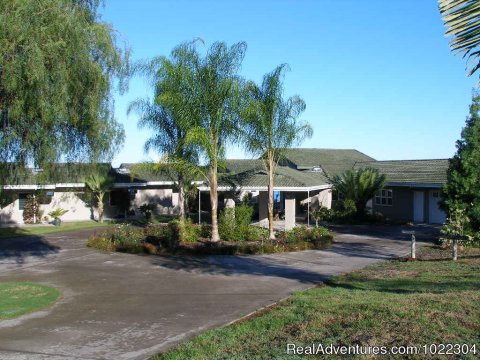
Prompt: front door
<box><xmin>413</xmin><ymin>191</ymin><xmax>424</xmax><ymax>223</ymax></box>
<box><xmin>428</xmin><ymin>190</ymin><xmax>446</xmax><ymax>224</ymax></box>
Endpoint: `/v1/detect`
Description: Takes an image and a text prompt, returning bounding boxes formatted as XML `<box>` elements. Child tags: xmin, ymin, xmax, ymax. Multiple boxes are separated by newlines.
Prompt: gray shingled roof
<box><xmin>355</xmin><ymin>159</ymin><xmax>449</xmax><ymax>185</ymax></box>
<box><xmin>282</xmin><ymin>148</ymin><xmax>376</xmax><ymax>176</ymax></box>
<box><xmin>220</xmin><ymin>164</ymin><xmax>329</xmax><ymax>189</ymax></box>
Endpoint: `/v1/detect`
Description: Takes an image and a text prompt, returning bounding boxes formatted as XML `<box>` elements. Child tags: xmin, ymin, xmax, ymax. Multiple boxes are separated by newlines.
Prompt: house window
<box><xmin>375</xmin><ymin>189</ymin><xmax>393</xmax><ymax>206</ymax></box>
<box><xmin>18</xmin><ymin>193</ymin><xmax>28</xmax><ymax>210</ymax></box>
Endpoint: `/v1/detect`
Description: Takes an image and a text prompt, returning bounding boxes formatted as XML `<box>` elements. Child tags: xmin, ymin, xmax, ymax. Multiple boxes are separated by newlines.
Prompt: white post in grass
<box><xmin>452</xmin><ymin>239</ymin><xmax>458</xmax><ymax>261</ymax></box>
<box><xmin>411</xmin><ymin>234</ymin><xmax>416</xmax><ymax>260</ymax></box>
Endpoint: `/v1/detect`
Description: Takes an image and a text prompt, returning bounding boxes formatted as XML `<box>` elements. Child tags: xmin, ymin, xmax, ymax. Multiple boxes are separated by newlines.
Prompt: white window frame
<box><xmin>375</xmin><ymin>189</ymin><xmax>393</xmax><ymax>206</ymax></box>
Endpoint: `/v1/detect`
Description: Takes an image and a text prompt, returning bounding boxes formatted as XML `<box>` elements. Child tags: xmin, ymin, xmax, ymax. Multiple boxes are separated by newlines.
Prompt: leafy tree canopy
<box><xmin>0</xmin><ymin>0</ymin><xmax>127</xmax><ymax>172</ymax></box>
<box><xmin>442</xmin><ymin>91</ymin><xmax>480</xmax><ymax>231</ymax></box>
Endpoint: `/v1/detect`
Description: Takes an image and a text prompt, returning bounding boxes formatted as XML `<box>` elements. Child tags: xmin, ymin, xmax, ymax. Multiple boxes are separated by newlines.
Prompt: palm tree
<box><xmin>329</xmin><ymin>168</ymin><xmax>386</xmax><ymax>218</ymax></box>
<box><xmin>180</xmin><ymin>41</ymin><xmax>247</xmax><ymax>242</ymax></box>
<box><xmin>85</xmin><ymin>173</ymin><xmax>114</xmax><ymax>223</ymax></box>
<box><xmin>240</xmin><ymin>64</ymin><xmax>312</xmax><ymax>239</ymax></box>
<box><xmin>439</xmin><ymin>0</ymin><xmax>480</xmax><ymax>76</ymax></box>
<box><xmin>128</xmin><ymin>43</ymin><xmax>199</xmax><ymax>220</ymax></box>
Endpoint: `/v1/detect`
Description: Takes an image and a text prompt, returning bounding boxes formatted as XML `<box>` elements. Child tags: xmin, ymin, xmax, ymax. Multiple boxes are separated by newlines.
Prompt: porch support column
<box><xmin>285</xmin><ymin>193</ymin><xmax>296</xmax><ymax>230</ymax></box>
<box><xmin>258</xmin><ymin>191</ymin><xmax>268</xmax><ymax>222</ymax></box>
<box><xmin>198</xmin><ymin>189</ymin><xmax>201</xmax><ymax>224</ymax></box>
<box><xmin>307</xmin><ymin>189</ymin><xmax>310</xmax><ymax>227</ymax></box>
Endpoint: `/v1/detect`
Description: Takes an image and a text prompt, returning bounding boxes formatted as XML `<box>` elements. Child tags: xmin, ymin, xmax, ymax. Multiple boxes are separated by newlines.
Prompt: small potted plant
<box><xmin>48</xmin><ymin>208</ymin><xmax>69</xmax><ymax>226</ymax></box>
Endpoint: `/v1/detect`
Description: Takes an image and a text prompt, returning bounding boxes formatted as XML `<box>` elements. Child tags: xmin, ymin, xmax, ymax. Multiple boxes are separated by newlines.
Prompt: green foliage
<box><xmin>218</xmin><ymin>205</ymin><xmax>263</xmax><ymax>241</ymax></box>
<box><xmin>277</xmin><ymin>226</ymin><xmax>333</xmax><ymax>245</ymax></box>
<box><xmin>311</xmin><ymin>206</ymin><xmax>332</xmax><ymax>226</ymax></box>
<box><xmin>48</xmin><ymin>208</ymin><xmax>68</xmax><ymax>219</ymax></box>
<box><xmin>138</xmin><ymin>203</ymin><xmax>155</xmax><ymax>219</ymax></box>
<box><xmin>165</xmin><ymin>41</ymin><xmax>247</xmax><ymax>242</ymax></box>
<box><xmin>85</xmin><ymin>172</ymin><xmax>114</xmax><ymax>222</ymax></box>
<box><xmin>22</xmin><ymin>195</ymin><xmax>40</xmax><ymax>224</ymax></box>
<box><xmin>0</xmin><ymin>0</ymin><xmax>127</xmax><ymax>167</ymax></box>
<box><xmin>240</xmin><ymin>64</ymin><xmax>312</xmax><ymax>238</ymax></box>
<box><xmin>128</xmin><ymin>44</ymin><xmax>202</xmax><ymax>217</ymax></box>
<box><xmin>329</xmin><ymin>168</ymin><xmax>386</xmax><ymax>217</ymax></box>
<box><xmin>440</xmin><ymin>207</ymin><xmax>473</xmax><ymax>246</ymax></box>
<box><xmin>442</xmin><ymin>91</ymin><xmax>480</xmax><ymax>232</ymax></box>
<box><xmin>342</xmin><ymin>198</ymin><xmax>357</xmax><ymax>218</ymax></box>
<box><xmin>439</xmin><ymin>0</ymin><xmax>480</xmax><ymax>76</ymax></box>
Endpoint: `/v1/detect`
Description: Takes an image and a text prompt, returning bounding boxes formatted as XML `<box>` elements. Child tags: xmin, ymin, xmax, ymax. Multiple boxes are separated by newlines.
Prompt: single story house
<box><xmin>0</xmin><ymin>149</ymin><xmax>450</xmax><ymax>226</ymax></box>
<box><xmin>0</xmin><ymin>163</ymin><xmax>180</xmax><ymax>225</ymax></box>
<box><xmin>354</xmin><ymin>159</ymin><xmax>449</xmax><ymax>224</ymax></box>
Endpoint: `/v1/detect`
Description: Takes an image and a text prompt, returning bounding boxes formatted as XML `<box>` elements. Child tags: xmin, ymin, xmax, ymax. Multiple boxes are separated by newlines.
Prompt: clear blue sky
<box><xmin>101</xmin><ymin>0</ymin><xmax>477</xmax><ymax>167</ymax></box>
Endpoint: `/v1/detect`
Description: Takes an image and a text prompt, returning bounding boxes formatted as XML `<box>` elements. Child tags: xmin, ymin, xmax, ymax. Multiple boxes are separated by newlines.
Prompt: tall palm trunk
<box><xmin>210</xmin><ymin>165</ymin><xmax>220</xmax><ymax>242</ymax></box>
<box><xmin>178</xmin><ymin>177</ymin><xmax>185</xmax><ymax>220</ymax></box>
<box><xmin>97</xmin><ymin>193</ymin><xmax>105</xmax><ymax>223</ymax></box>
<box><xmin>268</xmin><ymin>156</ymin><xmax>276</xmax><ymax>240</ymax></box>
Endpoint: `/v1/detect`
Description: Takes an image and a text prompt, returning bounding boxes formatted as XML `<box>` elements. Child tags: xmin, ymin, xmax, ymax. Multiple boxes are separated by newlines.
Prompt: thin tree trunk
<box><xmin>178</xmin><ymin>177</ymin><xmax>185</xmax><ymax>221</ymax></box>
<box><xmin>210</xmin><ymin>165</ymin><xmax>220</xmax><ymax>242</ymax></box>
<box><xmin>268</xmin><ymin>156</ymin><xmax>275</xmax><ymax>240</ymax></box>
<box><xmin>98</xmin><ymin>193</ymin><xmax>104</xmax><ymax>223</ymax></box>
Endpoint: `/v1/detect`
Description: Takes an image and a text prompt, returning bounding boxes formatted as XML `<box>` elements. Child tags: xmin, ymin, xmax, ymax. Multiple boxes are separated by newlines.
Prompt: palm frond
<box><xmin>439</xmin><ymin>0</ymin><xmax>480</xmax><ymax>76</ymax></box>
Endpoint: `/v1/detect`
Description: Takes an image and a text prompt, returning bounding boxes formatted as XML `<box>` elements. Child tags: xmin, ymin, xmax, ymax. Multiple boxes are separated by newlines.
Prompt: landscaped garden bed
<box><xmin>86</xmin><ymin>219</ymin><xmax>334</xmax><ymax>256</ymax></box>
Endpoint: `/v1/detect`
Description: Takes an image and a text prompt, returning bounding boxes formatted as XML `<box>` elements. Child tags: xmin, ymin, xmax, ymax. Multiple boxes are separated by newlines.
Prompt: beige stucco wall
<box><xmin>132</xmin><ymin>188</ymin><xmax>175</xmax><ymax>215</ymax></box>
<box><xmin>0</xmin><ymin>190</ymin><xmax>95</xmax><ymax>225</ymax></box>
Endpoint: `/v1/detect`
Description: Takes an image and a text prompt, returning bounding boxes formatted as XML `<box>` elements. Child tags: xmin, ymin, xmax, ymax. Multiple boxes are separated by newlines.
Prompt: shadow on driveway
<box><xmin>150</xmin><ymin>237</ymin><xmax>407</xmax><ymax>284</ymax></box>
<box><xmin>0</xmin><ymin>235</ymin><xmax>60</xmax><ymax>265</ymax></box>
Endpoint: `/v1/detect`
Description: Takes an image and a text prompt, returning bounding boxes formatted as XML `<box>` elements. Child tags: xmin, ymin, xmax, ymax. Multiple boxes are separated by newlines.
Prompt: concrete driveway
<box><xmin>0</xmin><ymin>225</ymin><xmax>437</xmax><ymax>360</ymax></box>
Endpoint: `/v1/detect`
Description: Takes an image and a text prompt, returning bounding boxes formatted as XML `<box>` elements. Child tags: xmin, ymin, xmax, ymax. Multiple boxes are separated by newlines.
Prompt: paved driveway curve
<box><xmin>0</xmin><ymin>225</ymin><xmax>436</xmax><ymax>360</ymax></box>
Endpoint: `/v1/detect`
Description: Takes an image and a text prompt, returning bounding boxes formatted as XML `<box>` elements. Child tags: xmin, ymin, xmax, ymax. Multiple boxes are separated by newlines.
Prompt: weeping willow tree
<box><xmin>240</xmin><ymin>64</ymin><xmax>312</xmax><ymax>240</ymax></box>
<box><xmin>329</xmin><ymin>168</ymin><xmax>386</xmax><ymax>218</ymax></box>
<box><xmin>439</xmin><ymin>0</ymin><xmax>480</xmax><ymax>76</ymax></box>
<box><xmin>0</xmin><ymin>0</ymin><xmax>127</xmax><ymax>174</ymax></box>
<box><xmin>128</xmin><ymin>43</ymin><xmax>200</xmax><ymax>219</ymax></box>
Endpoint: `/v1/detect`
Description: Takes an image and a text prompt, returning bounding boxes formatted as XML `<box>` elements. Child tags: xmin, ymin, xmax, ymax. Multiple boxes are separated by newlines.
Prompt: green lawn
<box><xmin>154</xmin><ymin>246</ymin><xmax>480</xmax><ymax>360</ymax></box>
<box><xmin>0</xmin><ymin>282</ymin><xmax>60</xmax><ymax>319</ymax></box>
<box><xmin>0</xmin><ymin>221</ymin><xmax>111</xmax><ymax>238</ymax></box>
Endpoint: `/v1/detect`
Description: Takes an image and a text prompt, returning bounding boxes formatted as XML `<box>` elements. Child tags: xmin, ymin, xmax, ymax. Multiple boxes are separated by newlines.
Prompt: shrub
<box><xmin>311</xmin><ymin>206</ymin><xmax>332</xmax><ymax>226</ymax></box>
<box><xmin>144</xmin><ymin>224</ymin><xmax>166</xmax><ymax>245</ymax></box>
<box><xmin>277</xmin><ymin>226</ymin><xmax>333</xmax><ymax>247</ymax></box>
<box><xmin>235</xmin><ymin>204</ymin><xmax>254</xmax><ymax>232</ymax></box>
<box><xmin>23</xmin><ymin>195</ymin><xmax>40</xmax><ymax>224</ymax></box>
<box><xmin>218</xmin><ymin>205</ymin><xmax>258</xmax><ymax>241</ymax></box>
<box><xmin>164</xmin><ymin>218</ymin><xmax>199</xmax><ymax>247</ymax></box>
<box><xmin>342</xmin><ymin>199</ymin><xmax>357</xmax><ymax>218</ymax></box>
<box><xmin>200</xmin><ymin>223</ymin><xmax>212</xmax><ymax>238</ymax></box>
<box><xmin>138</xmin><ymin>203</ymin><xmax>155</xmax><ymax>220</ymax></box>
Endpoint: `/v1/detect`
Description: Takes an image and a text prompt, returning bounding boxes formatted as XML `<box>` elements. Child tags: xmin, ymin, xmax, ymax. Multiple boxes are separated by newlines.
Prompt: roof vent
<box><xmin>310</xmin><ymin>166</ymin><xmax>323</xmax><ymax>173</ymax></box>
<box><xmin>116</xmin><ymin>167</ymin><xmax>130</xmax><ymax>174</ymax></box>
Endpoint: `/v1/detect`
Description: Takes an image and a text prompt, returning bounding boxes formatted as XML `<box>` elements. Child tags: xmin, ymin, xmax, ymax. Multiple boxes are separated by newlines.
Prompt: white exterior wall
<box><xmin>0</xmin><ymin>191</ymin><xmax>95</xmax><ymax>225</ymax></box>
<box><xmin>41</xmin><ymin>191</ymin><xmax>95</xmax><ymax>222</ymax></box>
<box><xmin>0</xmin><ymin>199</ymin><xmax>24</xmax><ymax>224</ymax></box>
<box><xmin>132</xmin><ymin>188</ymin><xmax>175</xmax><ymax>215</ymax></box>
